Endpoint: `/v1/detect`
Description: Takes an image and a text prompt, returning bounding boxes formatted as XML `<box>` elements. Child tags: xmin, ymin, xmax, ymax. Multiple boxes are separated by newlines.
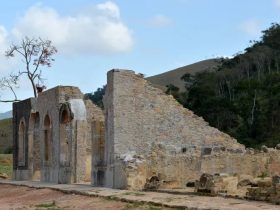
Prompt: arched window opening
<box><xmin>44</xmin><ymin>115</ymin><xmax>52</xmax><ymax>162</ymax></box>
<box><xmin>18</xmin><ymin>119</ymin><xmax>26</xmax><ymax>166</ymax></box>
<box><xmin>59</xmin><ymin>106</ymin><xmax>72</xmax><ymax>166</ymax></box>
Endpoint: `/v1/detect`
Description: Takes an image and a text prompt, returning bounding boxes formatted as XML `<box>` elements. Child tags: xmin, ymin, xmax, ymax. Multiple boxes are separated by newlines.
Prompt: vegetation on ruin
<box><xmin>170</xmin><ymin>23</ymin><xmax>280</xmax><ymax>148</ymax></box>
<box><xmin>85</xmin><ymin>85</ymin><xmax>106</xmax><ymax>109</ymax></box>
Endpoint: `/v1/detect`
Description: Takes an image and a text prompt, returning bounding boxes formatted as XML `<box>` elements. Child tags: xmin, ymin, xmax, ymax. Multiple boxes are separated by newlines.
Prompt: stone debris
<box><xmin>0</xmin><ymin>173</ymin><xmax>8</xmax><ymax>179</ymax></box>
<box><xmin>261</xmin><ymin>145</ymin><xmax>269</xmax><ymax>153</ymax></box>
<box><xmin>238</xmin><ymin>174</ymin><xmax>255</xmax><ymax>187</ymax></box>
<box><xmin>195</xmin><ymin>173</ymin><xmax>238</xmax><ymax>195</ymax></box>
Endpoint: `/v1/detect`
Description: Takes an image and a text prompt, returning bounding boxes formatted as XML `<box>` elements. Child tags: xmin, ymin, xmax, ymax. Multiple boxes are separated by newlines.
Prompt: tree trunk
<box><xmin>251</xmin><ymin>89</ymin><xmax>257</xmax><ymax>125</ymax></box>
<box><xmin>28</xmin><ymin>74</ymin><xmax>37</xmax><ymax>98</ymax></box>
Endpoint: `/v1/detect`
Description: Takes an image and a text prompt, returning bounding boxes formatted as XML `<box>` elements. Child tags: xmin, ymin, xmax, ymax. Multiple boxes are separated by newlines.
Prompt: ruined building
<box><xmin>13</xmin><ymin>86</ymin><xmax>104</xmax><ymax>183</ymax></box>
<box><xmin>13</xmin><ymin>70</ymin><xmax>280</xmax><ymax>190</ymax></box>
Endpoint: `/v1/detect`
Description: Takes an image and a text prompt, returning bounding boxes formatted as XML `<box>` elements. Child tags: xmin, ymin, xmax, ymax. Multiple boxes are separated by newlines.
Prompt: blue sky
<box><xmin>1</xmin><ymin>0</ymin><xmax>280</xmax><ymax>112</ymax></box>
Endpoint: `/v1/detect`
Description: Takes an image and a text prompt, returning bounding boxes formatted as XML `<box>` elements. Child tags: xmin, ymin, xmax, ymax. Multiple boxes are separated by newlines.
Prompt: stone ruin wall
<box><xmin>13</xmin><ymin>86</ymin><xmax>105</xmax><ymax>185</ymax></box>
<box><xmin>12</xmin><ymin>70</ymin><xmax>280</xmax><ymax>191</ymax></box>
<box><xmin>104</xmin><ymin>69</ymin><xmax>280</xmax><ymax>190</ymax></box>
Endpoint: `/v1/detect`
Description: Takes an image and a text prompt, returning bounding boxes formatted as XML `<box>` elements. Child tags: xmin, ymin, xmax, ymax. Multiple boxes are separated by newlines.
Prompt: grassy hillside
<box><xmin>0</xmin><ymin>118</ymin><xmax>13</xmax><ymax>153</ymax></box>
<box><xmin>146</xmin><ymin>58</ymin><xmax>221</xmax><ymax>92</ymax></box>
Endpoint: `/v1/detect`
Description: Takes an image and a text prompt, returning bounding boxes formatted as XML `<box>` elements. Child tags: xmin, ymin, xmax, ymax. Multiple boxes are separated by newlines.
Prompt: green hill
<box><xmin>176</xmin><ymin>23</ymin><xmax>280</xmax><ymax>148</ymax></box>
<box><xmin>146</xmin><ymin>59</ymin><xmax>222</xmax><ymax>92</ymax></box>
<box><xmin>0</xmin><ymin>118</ymin><xmax>13</xmax><ymax>154</ymax></box>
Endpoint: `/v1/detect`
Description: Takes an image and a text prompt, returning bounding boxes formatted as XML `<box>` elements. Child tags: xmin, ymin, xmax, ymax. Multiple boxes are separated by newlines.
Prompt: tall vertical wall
<box><xmin>103</xmin><ymin>69</ymin><xmax>245</xmax><ymax>189</ymax></box>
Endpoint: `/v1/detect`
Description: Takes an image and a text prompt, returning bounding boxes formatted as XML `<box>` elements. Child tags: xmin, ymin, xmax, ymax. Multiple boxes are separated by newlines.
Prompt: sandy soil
<box><xmin>0</xmin><ymin>184</ymin><xmax>170</xmax><ymax>210</ymax></box>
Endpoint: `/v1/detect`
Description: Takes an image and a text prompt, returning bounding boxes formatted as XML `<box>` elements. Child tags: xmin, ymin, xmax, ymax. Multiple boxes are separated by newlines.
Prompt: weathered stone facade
<box><xmin>13</xmin><ymin>69</ymin><xmax>280</xmax><ymax>193</ymax></box>
<box><xmin>13</xmin><ymin>86</ymin><xmax>104</xmax><ymax>184</ymax></box>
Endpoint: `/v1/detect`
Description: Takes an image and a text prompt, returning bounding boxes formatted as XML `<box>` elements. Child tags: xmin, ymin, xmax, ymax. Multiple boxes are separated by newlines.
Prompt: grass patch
<box><xmin>123</xmin><ymin>191</ymin><xmax>145</xmax><ymax>196</ymax></box>
<box><xmin>35</xmin><ymin>201</ymin><xmax>62</xmax><ymax>210</ymax></box>
<box><xmin>0</xmin><ymin>154</ymin><xmax>12</xmax><ymax>178</ymax></box>
<box><xmin>149</xmin><ymin>206</ymin><xmax>162</xmax><ymax>210</ymax></box>
<box><xmin>123</xmin><ymin>203</ymin><xmax>142</xmax><ymax>210</ymax></box>
<box><xmin>122</xmin><ymin>203</ymin><xmax>166</xmax><ymax>210</ymax></box>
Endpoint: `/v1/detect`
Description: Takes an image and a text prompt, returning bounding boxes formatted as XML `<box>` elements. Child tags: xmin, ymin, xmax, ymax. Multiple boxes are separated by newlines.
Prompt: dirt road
<box><xmin>0</xmin><ymin>184</ymin><xmax>170</xmax><ymax>210</ymax></box>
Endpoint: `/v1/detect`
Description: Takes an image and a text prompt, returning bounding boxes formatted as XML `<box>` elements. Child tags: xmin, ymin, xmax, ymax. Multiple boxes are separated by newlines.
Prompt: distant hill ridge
<box><xmin>146</xmin><ymin>58</ymin><xmax>222</xmax><ymax>92</ymax></box>
<box><xmin>0</xmin><ymin>111</ymin><xmax>12</xmax><ymax>120</ymax></box>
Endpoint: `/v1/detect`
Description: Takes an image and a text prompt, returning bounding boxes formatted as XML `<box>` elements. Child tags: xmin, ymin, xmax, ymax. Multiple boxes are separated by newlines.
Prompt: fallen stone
<box><xmin>238</xmin><ymin>174</ymin><xmax>254</xmax><ymax>187</ymax></box>
<box><xmin>261</xmin><ymin>145</ymin><xmax>269</xmax><ymax>153</ymax></box>
<box><xmin>0</xmin><ymin>173</ymin><xmax>8</xmax><ymax>179</ymax></box>
<box><xmin>144</xmin><ymin>176</ymin><xmax>160</xmax><ymax>190</ymax></box>
<box><xmin>246</xmin><ymin>148</ymin><xmax>255</xmax><ymax>154</ymax></box>
<box><xmin>257</xmin><ymin>177</ymin><xmax>272</xmax><ymax>188</ymax></box>
<box><xmin>272</xmin><ymin>175</ymin><xmax>280</xmax><ymax>185</ymax></box>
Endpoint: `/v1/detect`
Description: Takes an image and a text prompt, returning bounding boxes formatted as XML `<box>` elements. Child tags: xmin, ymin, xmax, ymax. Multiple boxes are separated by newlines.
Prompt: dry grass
<box><xmin>0</xmin><ymin>154</ymin><xmax>12</xmax><ymax>178</ymax></box>
<box><xmin>146</xmin><ymin>59</ymin><xmax>220</xmax><ymax>92</ymax></box>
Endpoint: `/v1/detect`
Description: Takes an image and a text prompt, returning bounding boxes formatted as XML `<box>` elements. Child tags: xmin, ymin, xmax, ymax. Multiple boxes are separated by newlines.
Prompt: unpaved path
<box><xmin>0</xmin><ymin>182</ymin><xmax>280</xmax><ymax>210</ymax></box>
<box><xmin>0</xmin><ymin>184</ymin><xmax>170</xmax><ymax>210</ymax></box>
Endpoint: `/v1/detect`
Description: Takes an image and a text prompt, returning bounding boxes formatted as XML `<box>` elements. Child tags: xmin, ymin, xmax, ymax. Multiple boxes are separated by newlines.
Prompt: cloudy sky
<box><xmin>1</xmin><ymin>0</ymin><xmax>280</xmax><ymax>112</ymax></box>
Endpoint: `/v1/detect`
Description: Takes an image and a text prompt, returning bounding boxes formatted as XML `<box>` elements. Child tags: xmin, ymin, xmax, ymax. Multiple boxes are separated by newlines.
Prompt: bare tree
<box><xmin>1</xmin><ymin>36</ymin><xmax>57</xmax><ymax>101</ymax></box>
<box><xmin>0</xmin><ymin>73</ymin><xmax>20</xmax><ymax>102</ymax></box>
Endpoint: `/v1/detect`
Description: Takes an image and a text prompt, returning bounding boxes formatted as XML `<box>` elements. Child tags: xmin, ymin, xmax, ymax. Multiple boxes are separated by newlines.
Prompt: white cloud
<box><xmin>148</xmin><ymin>15</ymin><xmax>173</xmax><ymax>27</ymax></box>
<box><xmin>12</xmin><ymin>2</ymin><xmax>133</xmax><ymax>55</ymax></box>
<box><xmin>96</xmin><ymin>1</ymin><xmax>120</xmax><ymax>18</ymax></box>
<box><xmin>239</xmin><ymin>19</ymin><xmax>260</xmax><ymax>36</ymax></box>
<box><xmin>275</xmin><ymin>0</ymin><xmax>280</xmax><ymax>8</ymax></box>
<box><xmin>0</xmin><ymin>25</ymin><xmax>19</xmax><ymax>75</ymax></box>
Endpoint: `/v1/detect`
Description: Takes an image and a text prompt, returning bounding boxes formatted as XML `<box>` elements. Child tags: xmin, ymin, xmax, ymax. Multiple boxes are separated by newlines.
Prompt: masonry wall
<box><xmin>13</xmin><ymin>86</ymin><xmax>104</xmax><ymax>184</ymax></box>
<box><xmin>103</xmin><ymin>70</ymin><xmax>280</xmax><ymax>190</ymax></box>
<box><xmin>35</xmin><ymin>87</ymin><xmax>60</xmax><ymax>182</ymax></box>
<box><xmin>35</xmin><ymin>86</ymin><xmax>91</xmax><ymax>183</ymax></box>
